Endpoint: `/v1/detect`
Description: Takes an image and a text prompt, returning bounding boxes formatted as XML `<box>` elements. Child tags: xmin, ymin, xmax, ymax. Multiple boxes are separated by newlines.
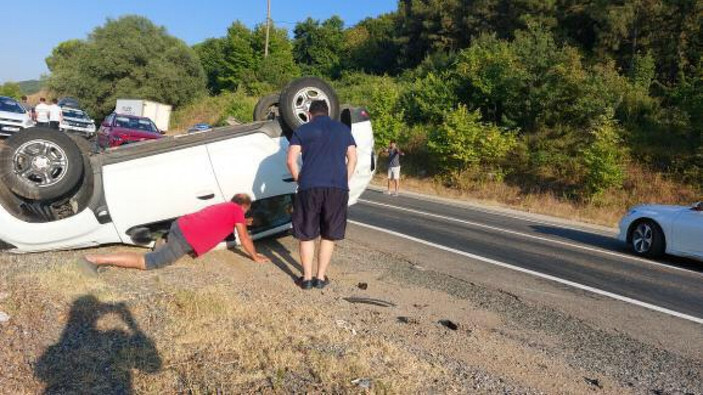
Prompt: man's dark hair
<box><xmin>39</xmin><ymin>98</ymin><xmax>46</xmax><ymax>102</ymax></box>
<box><xmin>309</xmin><ymin>100</ymin><xmax>329</xmax><ymax>116</ymax></box>
<box><xmin>231</xmin><ymin>193</ymin><xmax>252</xmax><ymax>206</ymax></box>
<box><xmin>21</xmin><ymin>96</ymin><xmax>27</xmax><ymax>101</ymax></box>
<box><xmin>52</xmin><ymin>98</ymin><xmax>58</xmax><ymax>104</ymax></box>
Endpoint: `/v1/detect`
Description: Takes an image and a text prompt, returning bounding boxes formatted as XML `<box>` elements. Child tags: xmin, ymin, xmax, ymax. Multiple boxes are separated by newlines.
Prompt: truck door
<box><xmin>102</xmin><ymin>145</ymin><xmax>225</xmax><ymax>243</ymax></box>
<box><xmin>345</xmin><ymin>108</ymin><xmax>376</xmax><ymax>205</ymax></box>
<box><xmin>206</xmin><ymin>130</ymin><xmax>295</xmax><ymax>202</ymax></box>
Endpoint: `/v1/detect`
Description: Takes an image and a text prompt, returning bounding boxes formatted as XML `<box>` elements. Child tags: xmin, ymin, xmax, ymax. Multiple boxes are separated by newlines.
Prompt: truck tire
<box><xmin>279</xmin><ymin>77</ymin><xmax>340</xmax><ymax>131</ymax></box>
<box><xmin>253</xmin><ymin>93</ymin><xmax>281</xmax><ymax>121</ymax></box>
<box><xmin>0</xmin><ymin>127</ymin><xmax>85</xmax><ymax>202</ymax></box>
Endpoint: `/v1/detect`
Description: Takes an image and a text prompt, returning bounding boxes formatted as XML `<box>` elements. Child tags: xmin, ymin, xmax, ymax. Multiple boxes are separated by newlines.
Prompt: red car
<box><xmin>97</xmin><ymin>113</ymin><xmax>163</xmax><ymax>149</ymax></box>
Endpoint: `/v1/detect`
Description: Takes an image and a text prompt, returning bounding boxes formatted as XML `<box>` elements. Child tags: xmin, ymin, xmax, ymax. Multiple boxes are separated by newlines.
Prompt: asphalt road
<box><xmin>349</xmin><ymin>189</ymin><xmax>703</xmax><ymax>322</ymax></box>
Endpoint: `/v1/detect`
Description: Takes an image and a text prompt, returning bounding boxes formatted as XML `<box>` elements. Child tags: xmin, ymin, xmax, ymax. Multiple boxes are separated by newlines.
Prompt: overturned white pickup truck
<box><xmin>0</xmin><ymin>78</ymin><xmax>376</xmax><ymax>253</ymax></box>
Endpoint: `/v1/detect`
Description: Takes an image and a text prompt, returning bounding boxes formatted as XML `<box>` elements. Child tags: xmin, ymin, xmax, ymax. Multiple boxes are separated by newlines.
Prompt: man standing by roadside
<box><xmin>34</xmin><ymin>98</ymin><xmax>50</xmax><ymax>127</ymax></box>
<box><xmin>49</xmin><ymin>98</ymin><xmax>62</xmax><ymax>130</ymax></box>
<box><xmin>383</xmin><ymin>141</ymin><xmax>404</xmax><ymax>196</ymax></box>
<box><xmin>20</xmin><ymin>96</ymin><xmax>33</xmax><ymax>120</ymax></box>
<box><xmin>286</xmin><ymin>100</ymin><xmax>357</xmax><ymax>290</ymax></box>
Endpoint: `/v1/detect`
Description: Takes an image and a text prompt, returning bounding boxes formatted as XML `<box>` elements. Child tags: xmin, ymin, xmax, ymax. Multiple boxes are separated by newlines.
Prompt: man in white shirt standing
<box><xmin>49</xmin><ymin>98</ymin><xmax>63</xmax><ymax>130</ymax></box>
<box><xmin>34</xmin><ymin>98</ymin><xmax>51</xmax><ymax>128</ymax></box>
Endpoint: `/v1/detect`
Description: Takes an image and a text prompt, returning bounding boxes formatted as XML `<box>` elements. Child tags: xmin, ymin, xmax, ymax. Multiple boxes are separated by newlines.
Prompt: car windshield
<box><xmin>114</xmin><ymin>116</ymin><xmax>157</xmax><ymax>132</ymax></box>
<box><xmin>0</xmin><ymin>98</ymin><xmax>26</xmax><ymax>114</ymax></box>
<box><xmin>63</xmin><ymin>108</ymin><xmax>89</xmax><ymax>120</ymax></box>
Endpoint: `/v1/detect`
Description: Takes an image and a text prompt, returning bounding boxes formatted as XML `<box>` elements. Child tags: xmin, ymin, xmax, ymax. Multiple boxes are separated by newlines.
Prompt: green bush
<box><xmin>0</xmin><ymin>82</ymin><xmax>22</xmax><ymax>99</ymax></box>
<box><xmin>582</xmin><ymin>115</ymin><xmax>626</xmax><ymax>197</ymax></box>
<box><xmin>401</xmin><ymin>72</ymin><xmax>459</xmax><ymax>125</ymax></box>
<box><xmin>427</xmin><ymin>105</ymin><xmax>518</xmax><ymax>177</ymax></box>
<box><xmin>335</xmin><ymin>73</ymin><xmax>406</xmax><ymax>148</ymax></box>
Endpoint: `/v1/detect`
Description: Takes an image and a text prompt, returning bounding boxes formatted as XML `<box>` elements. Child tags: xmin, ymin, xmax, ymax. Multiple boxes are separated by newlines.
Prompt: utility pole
<box><xmin>264</xmin><ymin>0</ymin><xmax>271</xmax><ymax>58</ymax></box>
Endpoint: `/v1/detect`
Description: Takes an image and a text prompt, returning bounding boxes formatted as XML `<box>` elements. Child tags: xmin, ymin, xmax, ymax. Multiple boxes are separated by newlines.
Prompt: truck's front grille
<box><xmin>0</xmin><ymin>118</ymin><xmax>22</xmax><ymax>124</ymax></box>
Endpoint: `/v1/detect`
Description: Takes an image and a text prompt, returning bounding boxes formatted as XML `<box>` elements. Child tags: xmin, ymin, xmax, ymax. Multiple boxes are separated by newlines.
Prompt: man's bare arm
<box><xmin>347</xmin><ymin>145</ymin><xmax>358</xmax><ymax>181</ymax></box>
<box><xmin>235</xmin><ymin>223</ymin><xmax>268</xmax><ymax>263</ymax></box>
<box><xmin>287</xmin><ymin>145</ymin><xmax>302</xmax><ymax>182</ymax></box>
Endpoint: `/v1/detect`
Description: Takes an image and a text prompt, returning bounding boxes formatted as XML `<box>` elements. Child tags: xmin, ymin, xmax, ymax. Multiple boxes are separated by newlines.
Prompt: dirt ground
<box><xmin>1</xmin><ymin>231</ymin><xmax>701</xmax><ymax>394</ymax></box>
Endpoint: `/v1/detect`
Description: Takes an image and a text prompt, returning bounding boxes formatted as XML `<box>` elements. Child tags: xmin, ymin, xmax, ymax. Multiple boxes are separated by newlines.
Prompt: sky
<box><xmin>0</xmin><ymin>0</ymin><xmax>397</xmax><ymax>83</ymax></box>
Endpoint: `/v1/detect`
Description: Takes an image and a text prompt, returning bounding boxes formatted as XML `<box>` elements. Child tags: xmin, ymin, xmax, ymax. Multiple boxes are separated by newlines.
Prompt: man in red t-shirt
<box><xmin>80</xmin><ymin>194</ymin><xmax>268</xmax><ymax>273</ymax></box>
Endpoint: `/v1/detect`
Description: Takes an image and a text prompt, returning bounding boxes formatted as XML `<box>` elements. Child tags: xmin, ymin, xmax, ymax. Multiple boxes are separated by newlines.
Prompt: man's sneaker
<box><xmin>76</xmin><ymin>258</ymin><xmax>99</xmax><ymax>277</ymax></box>
<box><xmin>297</xmin><ymin>277</ymin><xmax>314</xmax><ymax>290</ymax></box>
<box><xmin>313</xmin><ymin>276</ymin><xmax>330</xmax><ymax>289</ymax></box>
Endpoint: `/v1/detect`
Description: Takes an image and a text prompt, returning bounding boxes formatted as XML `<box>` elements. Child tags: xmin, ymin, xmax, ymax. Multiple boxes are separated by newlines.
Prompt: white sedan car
<box><xmin>0</xmin><ymin>78</ymin><xmax>376</xmax><ymax>253</ymax></box>
<box><xmin>618</xmin><ymin>202</ymin><xmax>703</xmax><ymax>260</ymax></box>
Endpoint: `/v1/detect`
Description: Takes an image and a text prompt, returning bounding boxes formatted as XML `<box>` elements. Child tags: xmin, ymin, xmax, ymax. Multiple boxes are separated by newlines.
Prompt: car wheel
<box><xmin>279</xmin><ymin>77</ymin><xmax>340</xmax><ymax>131</ymax></box>
<box><xmin>0</xmin><ymin>127</ymin><xmax>85</xmax><ymax>202</ymax></box>
<box><xmin>253</xmin><ymin>93</ymin><xmax>281</xmax><ymax>121</ymax></box>
<box><xmin>630</xmin><ymin>220</ymin><xmax>666</xmax><ymax>258</ymax></box>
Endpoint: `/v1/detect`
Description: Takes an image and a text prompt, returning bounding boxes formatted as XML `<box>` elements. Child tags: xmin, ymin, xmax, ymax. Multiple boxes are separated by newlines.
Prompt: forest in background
<box><xmin>41</xmin><ymin>1</ymin><xmax>703</xmax><ymax>221</ymax></box>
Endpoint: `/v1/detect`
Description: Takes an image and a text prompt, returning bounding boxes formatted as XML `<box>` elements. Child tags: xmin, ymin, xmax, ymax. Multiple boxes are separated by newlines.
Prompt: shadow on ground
<box><xmin>34</xmin><ymin>295</ymin><xmax>161</xmax><ymax>395</ymax></box>
<box><xmin>531</xmin><ymin>225</ymin><xmax>703</xmax><ymax>273</ymax></box>
<box><xmin>260</xmin><ymin>237</ymin><xmax>302</xmax><ymax>281</ymax></box>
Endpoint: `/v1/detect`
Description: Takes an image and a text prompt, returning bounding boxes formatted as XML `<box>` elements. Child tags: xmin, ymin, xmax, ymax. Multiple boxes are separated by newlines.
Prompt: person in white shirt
<box><xmin>49</xmin><ymin>98</ymin><xmax>63</xmax><ymax>130</ymax></box>
<box><xmin>34</xmin><ymin>98</ymin><xmax>51</xmax><ymax>127</ymax></box>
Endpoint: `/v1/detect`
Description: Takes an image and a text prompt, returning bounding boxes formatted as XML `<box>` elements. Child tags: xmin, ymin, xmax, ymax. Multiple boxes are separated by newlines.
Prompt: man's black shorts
<box><xmin>292</xmin><ymin>187</ymin><xmax>349</xmax><ymax>241</ymax></box>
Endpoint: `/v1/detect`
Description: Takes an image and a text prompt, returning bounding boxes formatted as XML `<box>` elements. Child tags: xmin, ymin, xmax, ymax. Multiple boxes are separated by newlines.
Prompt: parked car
<box><xmin>618</xmin><ymin>202</ymin><xmax>703</xmax><ymax>261</ymax></box>
<box><xmin>97</xmin><ymin>113</ymin><xmax>164</xmax><ymax>149</ymax></box>
<box><xmin>187</xmin><ymin>123</ymin><xmax>212</xmax><ymax>134</ymax></box>
<box><xmin>0</xmin><ymin>96</ymin><xmax>34</xmax><ymax>137</ymax></box>
<box><xmin>59</xmin><ymin>106</ymin><xmax>96</xmax><ymax>139</ymax></box>
<box><xmin>0</xmin><ymin>77</ymin><xmax>376</xmax><ymax>253</ymax></box>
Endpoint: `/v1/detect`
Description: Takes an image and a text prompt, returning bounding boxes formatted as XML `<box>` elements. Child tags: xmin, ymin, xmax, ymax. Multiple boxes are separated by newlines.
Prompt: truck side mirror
<box><xmin>692</xmin><ymin>201</ymin><xmax>703</xmax><ymax>212</ymax></box>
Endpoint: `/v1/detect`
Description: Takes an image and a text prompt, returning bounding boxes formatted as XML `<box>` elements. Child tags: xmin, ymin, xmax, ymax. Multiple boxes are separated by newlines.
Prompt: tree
<box><xmin>194</xmin><ymin>38</ymin><xmax>228</xmax><ymax>94</ymax></box>
<box><xmin>218</xmin><ymin>22</ymin><xmax>257</xmax><ymax>92</ymax></box>
<box><xmin>251</xmin><ymin>24</ymin><xmax>300</xmax><ymax>88</ymax></box>
<box><xmin>47</xmin><ymin>15</ymin><xmax>206</xmax><ymax>119</ymax></box>
<box><xmin>293</xmin><ymin>16</ymin><xmax>345</xmax><ymax>77</ymax></box>
<box><xmin>344</xmin><ymin>13</ymin><xmax>401</xmax><ymax>74</ymax></box>
<box><xmin>427</xmin><ymin>105</ymin><xmax>517</xmax><ymax>174</ymax></box>
<box><xmin>0</xmin><ymin>82</ymin><xmax>22</xmax><ymax>99</ymax></box>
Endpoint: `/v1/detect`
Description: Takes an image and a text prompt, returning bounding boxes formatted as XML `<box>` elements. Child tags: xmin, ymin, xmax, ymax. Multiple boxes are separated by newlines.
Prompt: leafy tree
<box><xmin>218</xmin><ymin>22</ymin><xmax>257</xmax><ymax>92</ymax></box>
<box><xmin>401</xmin><ymin>72</ymin><xmax>459</xmax><ymax>124</ymax></box>
<box><xmin>194</xmin><ymin>38</ymin><xmax>228</xmax><ymax>94</ymax></box>
<box><xmin>344</xmin><ymin>13</ymin><xmax>401</xmax><ymax>74</ymax></box>
<box><xmin>293</xmin><ymin>16</ymin><xmax>345</xmax><ymax>77</ymax></box>
<box><xmin>427</xmin><ymin>105</ymin><xmax>517</xmax><ymax>173</ymax></box>
<box><xmin>582</xmin><ymin>114</ymin><xmax>626</xmax><ymax>196</ymax></box>
<box><xmin>0</xmin><ymin>82</ymin><xmax>22</xmax><ymax>99</ymax></box>
<box><xmin>251</xmin><ymin>24</ymin><xmax>300</xmax><ymax>87</ymax></box>
<box><xmin>47</xmin><ymin>15</ymin><xmax>206</xmax><ymax>119</ymax></box>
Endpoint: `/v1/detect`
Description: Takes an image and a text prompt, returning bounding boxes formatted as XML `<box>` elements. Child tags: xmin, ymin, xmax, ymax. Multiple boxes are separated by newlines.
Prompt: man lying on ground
<box><xmin>79</xmin><ymin>194</ymin><xmax>269</xmax><ymax>274</ymax></box>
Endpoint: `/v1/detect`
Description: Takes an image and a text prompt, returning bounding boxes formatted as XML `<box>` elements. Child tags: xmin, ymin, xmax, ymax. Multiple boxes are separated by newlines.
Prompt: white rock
<box><xmin>0</xmin><ymin>311</ymin><xmax>10</xmax><ymax>323</ymax></box>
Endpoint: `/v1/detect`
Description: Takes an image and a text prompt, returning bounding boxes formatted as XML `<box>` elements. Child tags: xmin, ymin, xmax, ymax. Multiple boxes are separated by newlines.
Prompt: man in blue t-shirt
<box><xmin>286</xmin><ymin>100</ymin><xmax>358</xmax><ymax>290</ymax></box>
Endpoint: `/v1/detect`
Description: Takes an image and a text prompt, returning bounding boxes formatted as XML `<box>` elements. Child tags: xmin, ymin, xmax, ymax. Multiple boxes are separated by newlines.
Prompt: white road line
<box><xmin>365</xmin><ymin>186</ymin><xmax>616</xmax><ymax>235</ymax></box>
<box><xmin>349</xmin><ymin>220</ymin><xmax>703</xmax><ymax>325</ymax></box>
<box><xmin>358</xmin><ymin>199</ymin><xmax>703</xmax><ymax>277</ymax></box>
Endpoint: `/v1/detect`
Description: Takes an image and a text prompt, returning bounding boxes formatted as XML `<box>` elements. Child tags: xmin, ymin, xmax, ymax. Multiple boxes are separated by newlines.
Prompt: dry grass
<box><xmin>0</xmin><ymin>248</ymin><xmax>447</xmax><ymax>394</ymax></box>
<box><xmin>378</xmin><ymin>164</ymin><xmax>701</xmax><ymax>227</ymax></box>
<box><xmin>170</xmin><ymin>92</ymin><xmax>258</xmax><ymax>134</ymax></box>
